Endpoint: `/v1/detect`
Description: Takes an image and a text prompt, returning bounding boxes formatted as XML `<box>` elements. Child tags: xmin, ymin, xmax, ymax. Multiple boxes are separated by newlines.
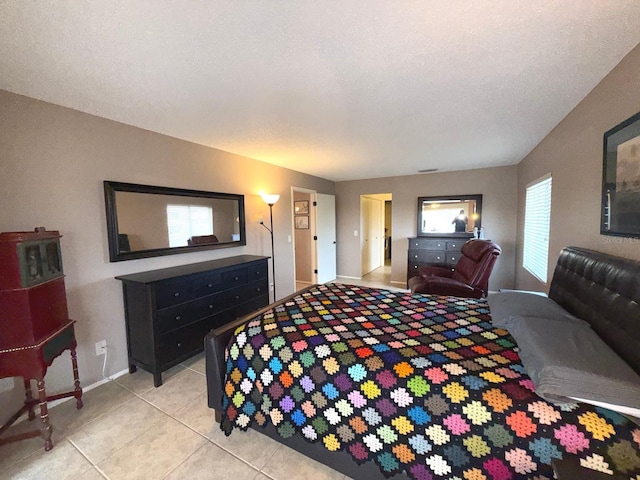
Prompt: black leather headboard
<box><xmin>548</xmin><ymin>246</ymin><xmax>640</xmax><ymax>375</ymax></box>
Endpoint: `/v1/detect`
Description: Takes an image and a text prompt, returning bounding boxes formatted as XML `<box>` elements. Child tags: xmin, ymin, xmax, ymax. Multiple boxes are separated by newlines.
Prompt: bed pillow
<box><xmin>487</xmin><ymin>291</ymin><xmax>587</xmax><ymax>327</ymax></box>
<box><xmin>504</xmin><ymin>316</ymin><xmax>640</xmax><ymax>414</ymax></box>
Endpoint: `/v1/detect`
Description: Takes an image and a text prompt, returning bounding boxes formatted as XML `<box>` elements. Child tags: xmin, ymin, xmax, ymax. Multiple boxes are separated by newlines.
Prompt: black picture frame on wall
<box><xmin>601</xmin><ymin>110</ymin><xmax>640</xmax><ymax>238</ymax></box>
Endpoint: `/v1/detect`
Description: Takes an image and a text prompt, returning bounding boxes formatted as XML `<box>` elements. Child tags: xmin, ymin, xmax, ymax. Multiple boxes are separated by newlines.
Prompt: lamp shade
<box><xmin>261</xmin><ymin>194</ymin><xmax>280</xmax><ymax>206</ymax></box>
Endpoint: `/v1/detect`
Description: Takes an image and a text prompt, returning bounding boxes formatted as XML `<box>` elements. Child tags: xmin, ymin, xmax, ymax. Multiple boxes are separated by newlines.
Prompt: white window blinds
<box><xmin>167</xmin><ymin>205</ymin><xmax>213</xmax><ymax>247</ymax></box>
<box><xmin>523</xmin><ymin>175</ymin><xmax>552</xmax><ymax>283</ymax></box>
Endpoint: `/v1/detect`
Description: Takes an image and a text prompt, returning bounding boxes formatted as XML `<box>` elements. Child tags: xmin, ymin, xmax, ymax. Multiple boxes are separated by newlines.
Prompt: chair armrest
<box><xmin>418</xmin><ymin>266</ymin><xmax>454</xmax><ymax>278</ymax></box>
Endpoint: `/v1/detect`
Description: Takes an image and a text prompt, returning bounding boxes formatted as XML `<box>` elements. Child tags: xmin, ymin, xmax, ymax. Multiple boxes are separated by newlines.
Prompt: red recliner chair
<box><xmin>408</xmin><ymin>239</ymin><xmax>501</xmax><ymax>298</ymax></box>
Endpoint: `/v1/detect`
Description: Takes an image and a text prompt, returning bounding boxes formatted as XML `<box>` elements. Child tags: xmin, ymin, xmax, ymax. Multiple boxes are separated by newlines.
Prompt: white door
<box><xmin>361</xmin><ymin>196</ymin><xmax>385</xmax><ymax>276</ymax></box>
<box><xmin>315</xmin><ymin>193</ymin><xmax>337</xmax><ymax>283</ymax></box>
<box><xmin>369</xmin><ymin>198</ymin><xmax>383</xmax><ymax>271</ymax></box>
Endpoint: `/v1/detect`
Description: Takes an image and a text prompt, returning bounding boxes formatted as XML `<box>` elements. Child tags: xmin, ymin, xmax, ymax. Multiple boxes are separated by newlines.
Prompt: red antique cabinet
<box><xmin>0</xmin><ymin>227</ymin><xmax>82</xmax><ymax>451</ymax></box>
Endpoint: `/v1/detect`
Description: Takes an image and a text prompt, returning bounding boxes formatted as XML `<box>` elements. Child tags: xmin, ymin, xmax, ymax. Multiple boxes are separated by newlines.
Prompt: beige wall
<box><xmin>0</xmin><ymin>90</ymin><xmax>334</xmax><ymax>421</ymax></box>
<box><xmin>515</xmin><ymin>44</ymin><xmax>640</xmax><ymax>291</ymax></box>
<box><xmin>335</xmin><ymin>165</ymin><xmax>518</xmax><ymax>290</ymax></box>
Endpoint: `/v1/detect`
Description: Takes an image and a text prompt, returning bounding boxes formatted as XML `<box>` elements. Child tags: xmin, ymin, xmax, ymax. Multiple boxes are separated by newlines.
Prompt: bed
<box><xmin>205</xmin><ymin>247</ymin><xmax>640</xmax><ymax>479</ymax></box>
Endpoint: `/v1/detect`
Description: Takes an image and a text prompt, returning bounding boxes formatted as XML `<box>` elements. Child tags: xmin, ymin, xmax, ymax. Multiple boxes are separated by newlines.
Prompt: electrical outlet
<box><xmin>95</xmin><ymin>340</ymin><xmax>107</xmax><ymax>356</ymax></box>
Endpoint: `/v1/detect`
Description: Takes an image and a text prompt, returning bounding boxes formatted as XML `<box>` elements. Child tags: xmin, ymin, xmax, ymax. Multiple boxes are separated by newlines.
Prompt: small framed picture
<box><xmin>294</xmin><ymin>200</ymin><xmax>309</xmax><ymax>215</ymax></box>
<box><xmin>295</xmin><ymin>216</ymin><xmax>309</xmax><ymax>229</ymax></box>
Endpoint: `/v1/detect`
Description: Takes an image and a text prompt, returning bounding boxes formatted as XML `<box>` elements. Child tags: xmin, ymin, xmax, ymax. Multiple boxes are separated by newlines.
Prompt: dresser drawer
<box><xmin>232</xmin><ymin>294</ymin><xmax>270</xmax><ymax>319</ymax></box>
<box><xmin>222</xmin><ymin>268</ymin><xmax>248</xmax><ymax>286</ymax></box>
<box><xmin>156</xmin><ymin>291</ymin><xmax>226</xmax><ymax>334</ymax></box>
<box><xmin>409</xmin><ymin>238</ymin><xmax>447</xmax><ymax>250</ymax></box>
<box><xmin>159</xmin><ymin>318</ymin><xmax>214</xmax><ymax>366</ymax></box>
<box><xmin>408</xmin><ymin>263</ymin><xmax>422</xmax><ymax>275</ymax></box>
<box><xmin>446</xmin><ymin>240</ymin><xmax>464</xmax><ymax>251</ymax></box>
<box><xmin>247</xmin><ymin>262</ymin><xmax>268</xmax><ymax>281</ymax></box>
<box><xmin>192</xmin><ymin>272</ymin><xmax>224</xmax><ymax>298</ymax></box>
<box><xmin>155</xmin><ymin>279</ymin><xmax>195</xmax><ymax>309</ymax></box>
<box><xmin>408</xmin><ymin>250</ymin><xmax>446</xmax><ymax>264</ymax></box>
<box><xmin>446</xmin><ymin>252</ymin><xmax>461</xmax><ymax>265</ymax></box>
<box><xmin>223</xmin><ymin>279</ymin><xmax>267</xmax><ymax>307</ymax></box>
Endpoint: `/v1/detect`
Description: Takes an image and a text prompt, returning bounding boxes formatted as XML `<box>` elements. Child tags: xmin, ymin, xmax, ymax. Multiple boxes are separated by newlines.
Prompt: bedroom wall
<box><xmin>0</xmin><ymin>89</ymin><xmax>334</xmax><ymax>424</ymax></box>
<box><xmin>515</xmin><ymin>43</ymin><xmax>640</xmax><ymax>291</ymax></box>
<box><xmin>335</xmin><ymin>165</ymin><xmax>518</xmax><ymax>290</ymax></box>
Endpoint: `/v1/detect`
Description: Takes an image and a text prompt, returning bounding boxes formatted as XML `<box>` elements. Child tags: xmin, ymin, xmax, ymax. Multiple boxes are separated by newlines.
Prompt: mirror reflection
<box><xmin>417</xmin><ymin>194</ymin><xmax>482</xmax><ymax>236</ymax></box>
<box><xmin>104</xmin><ymin>182</ymin><xmax>245</xmax><ymax>262</ymax></box>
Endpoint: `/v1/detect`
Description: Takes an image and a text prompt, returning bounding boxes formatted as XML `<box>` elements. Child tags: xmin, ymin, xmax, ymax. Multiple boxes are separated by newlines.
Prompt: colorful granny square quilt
<box><xmin>221</xmin><ymin>283</ymin><xmax>640</xmax><ymax>479</ymax></box>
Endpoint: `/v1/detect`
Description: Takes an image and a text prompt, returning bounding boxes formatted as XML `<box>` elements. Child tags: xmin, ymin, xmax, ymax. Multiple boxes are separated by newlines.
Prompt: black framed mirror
<box><xmin>104</xmin><ymin>181</ymin><xmax>246</xmax><ymax>262</ymax></box>
<box><xmin>601</xmin><ymin>110</ymin><xmax>640</xmax><ymax>238</ymax></box>
<box><xmin>417</xmin><ymin>194</ymin><xmax>482</xmax><ymax>236</ymax></box>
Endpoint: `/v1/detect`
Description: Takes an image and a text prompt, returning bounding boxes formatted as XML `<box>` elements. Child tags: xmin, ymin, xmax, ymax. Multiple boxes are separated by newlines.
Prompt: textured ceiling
<box><xmin>1</xmin><ymin>1</ymin><xmax>640</xmax><ymax>181</ymax></box>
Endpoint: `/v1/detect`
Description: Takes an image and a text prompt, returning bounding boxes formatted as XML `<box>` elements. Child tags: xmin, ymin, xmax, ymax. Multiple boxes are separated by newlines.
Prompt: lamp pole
<box><xmin>261</xmin><ymin>194</ymin><xmax>279</xmax><ymax>303</ymax></box>
<box><xmin>268</xmin><ymin>202</ymin><xmax>276</xmax><ymax>302</ymax></box>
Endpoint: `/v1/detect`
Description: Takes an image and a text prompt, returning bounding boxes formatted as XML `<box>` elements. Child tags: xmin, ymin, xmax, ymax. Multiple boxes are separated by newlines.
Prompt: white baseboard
<box><xmin>336</xmin><ymin>275</ymin><xmax>362</xmax><ymax>280</ymax></box>
<box><xmin>49</xmin><ymin>368</ymin><xmax>130</xmax><ymax>409</ymax></box>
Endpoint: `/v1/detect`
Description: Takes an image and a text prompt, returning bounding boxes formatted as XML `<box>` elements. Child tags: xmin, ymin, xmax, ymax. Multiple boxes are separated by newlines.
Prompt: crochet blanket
<box><xmin>221</xmin><ymin>283</ymin><xmax>640</xmax><ymax>479</ymax></box>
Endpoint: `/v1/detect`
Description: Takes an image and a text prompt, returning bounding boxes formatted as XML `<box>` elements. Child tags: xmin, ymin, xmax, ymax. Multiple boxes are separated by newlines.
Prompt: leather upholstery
<box><xmin>548</xmin><ymin>246</ymin><xmax>640</xmax><ymax>375</ymax></box>
<box><xmin>187</xmin><ymin>234</ymin><xmax>219</xmax><ymax>246</ymax></box>
<box><xmin>409</xmin><ymin>239</ymin><xmax>501</xmax><ymax>298</ymax></box>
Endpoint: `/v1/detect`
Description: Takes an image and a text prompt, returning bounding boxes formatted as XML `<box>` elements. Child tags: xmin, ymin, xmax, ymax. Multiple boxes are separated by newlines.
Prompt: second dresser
<box><xmin>407</xmin><ymin>235</ymin><xmax>473</xmax><ymax>284</ymax></box>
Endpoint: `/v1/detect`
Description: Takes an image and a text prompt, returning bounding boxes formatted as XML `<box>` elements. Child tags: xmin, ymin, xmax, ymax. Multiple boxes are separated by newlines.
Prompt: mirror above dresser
<box><xmin>104</xmin><ymin>181</ymin><xmax>246</xmax><ymax>262</ymax></box>
<box><xmin>417</xmin><ymin>194</ymin><xmax>482</xmax><ymax>236</ymax></box>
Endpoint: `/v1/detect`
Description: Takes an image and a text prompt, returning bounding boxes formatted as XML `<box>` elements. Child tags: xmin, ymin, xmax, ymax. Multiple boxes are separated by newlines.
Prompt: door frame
<box><xmin>359</xmin><ymin>193</ymin><xmax>392</xmax><ymax>278</ymax></box>
<box><xmin>291</xmin><ymin>187</ymin><xmax>317</xmax><ymax>291</ymax></box>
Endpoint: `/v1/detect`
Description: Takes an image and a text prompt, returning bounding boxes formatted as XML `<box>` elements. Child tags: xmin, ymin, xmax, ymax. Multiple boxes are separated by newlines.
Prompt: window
<box><xmin>523</xmin><ymin>174</ymin><xmax>552</xmax><ymax>282</ymax></box>
<box><xmin>167</xmin><ymin>205</ymin><xmax>213</xmax><ymax>247</ymax></box>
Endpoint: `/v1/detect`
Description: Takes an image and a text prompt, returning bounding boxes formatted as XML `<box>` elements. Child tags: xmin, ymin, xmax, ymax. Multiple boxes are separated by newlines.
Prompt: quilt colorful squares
<box><xmin>220</xmin><ymin>284</ymin><xmax>640</xmax><ymax>479</ymax></box>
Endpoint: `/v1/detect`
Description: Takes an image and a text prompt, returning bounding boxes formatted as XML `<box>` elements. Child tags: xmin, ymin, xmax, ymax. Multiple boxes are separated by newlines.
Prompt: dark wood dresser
<box><xmin>407</xmin><ymin>234</ymin><xmax>473</xmax><ymax>283</ymax></box>
<box><xmin>116</xmin><ymin>255</ymin><xmax>269</xmax><ymax>386</ymax></box>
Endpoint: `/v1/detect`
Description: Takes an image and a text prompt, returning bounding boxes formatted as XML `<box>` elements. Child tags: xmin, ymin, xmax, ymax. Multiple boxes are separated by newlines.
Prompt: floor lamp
<box><xmin>260</xmin><ymin>194</ymin><xmax>279</xmax><ymax>302</ymax></box>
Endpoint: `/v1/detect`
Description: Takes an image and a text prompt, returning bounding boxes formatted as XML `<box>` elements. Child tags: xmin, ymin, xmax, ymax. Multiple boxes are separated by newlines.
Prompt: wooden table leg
<box><xmin>70</xmin><ymin>345</ymin><xmax>83</xmax><ymax>409</ymax></box>
<box><xmin>24</xmin><ymin>378</ymin><xmax>36</xmax><ymax>421</ymax></box>
<box><xmin>36</xmin><ymin>377</ymin><xmax>53</xmax><ymax>451</ymax></box>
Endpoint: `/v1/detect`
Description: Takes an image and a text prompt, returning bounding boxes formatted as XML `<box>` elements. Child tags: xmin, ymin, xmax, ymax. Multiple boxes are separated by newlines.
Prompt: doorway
<box><xmin>360</xmin><ymin>193</ymin><xmax>392</xmax><ymax>286</ymax></box>
<box><xmin>292</xmin><ymin>188</ymin><xmax>337</xmax><ymax>291</ymax></box>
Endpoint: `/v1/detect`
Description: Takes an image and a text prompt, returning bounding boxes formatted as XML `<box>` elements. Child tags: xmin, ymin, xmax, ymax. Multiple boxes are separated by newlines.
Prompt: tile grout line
<box><xmin>67</xmin><ymin>436</ymin><xmax>111</xmax><ymax>479</ymax></box>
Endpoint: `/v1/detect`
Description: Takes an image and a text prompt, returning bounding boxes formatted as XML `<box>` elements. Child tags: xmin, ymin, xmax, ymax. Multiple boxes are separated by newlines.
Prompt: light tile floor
<box><xmin>0</xmin><ymin>273</ymin><xmax>404</xmax><ymax>480</ymax></box>
<box><xmin>0</xmin><ymin>355</ymin><xmax>348</xmax><ymax>480</ymax></box>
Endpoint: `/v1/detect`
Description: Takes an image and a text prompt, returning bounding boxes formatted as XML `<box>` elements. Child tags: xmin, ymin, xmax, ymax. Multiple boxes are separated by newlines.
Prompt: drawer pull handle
<box><xmin>174</xmin><ymin>292</ymin><xmax>180</xmax><ymax>297</ymax></box>
<box><xmin>175</xmin><ymin>315</ymin><xmax>181</xmax><ymax>321</ymax></box>
<box><xmin>437</xmin><ymin>256</ymin><xmax>441</xmax><ymax>260</ymax></box>
<box><xmin>234</xmin><ymin>276</ymin><xmax>239</xmax><ymax>281</ymax></box>
<box><xmin>414</xmin><ymin>255</ymin><xmax>418</xmax><ymax>259</ymax></box>
<box><xmin>207</xmin><ymin>283</ymin><xmax>213</xmax><ymax>288</ymax></box>
<box><xmin>235</xmin><ymin>295</ymin><xmax>240</xmax><ymax>300</ymax></box>
<box><xmin>256</xmin><ymin>288</ymin><xmax>261</xmax><ymax>292</ymax></box>
<box><xmin>177</xmin><ymin>342</ymin><xmax>183</xmax><ymax>348</ymax></box>
<box><xmin>255</xmin><ymin>271</ymin><xmax>260</xmax><ymax>275</ymax></box>
<box><xmin>209</xmin><ymin>304</ymin><xmax>214</xmax><ymax>309</ymax></box>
